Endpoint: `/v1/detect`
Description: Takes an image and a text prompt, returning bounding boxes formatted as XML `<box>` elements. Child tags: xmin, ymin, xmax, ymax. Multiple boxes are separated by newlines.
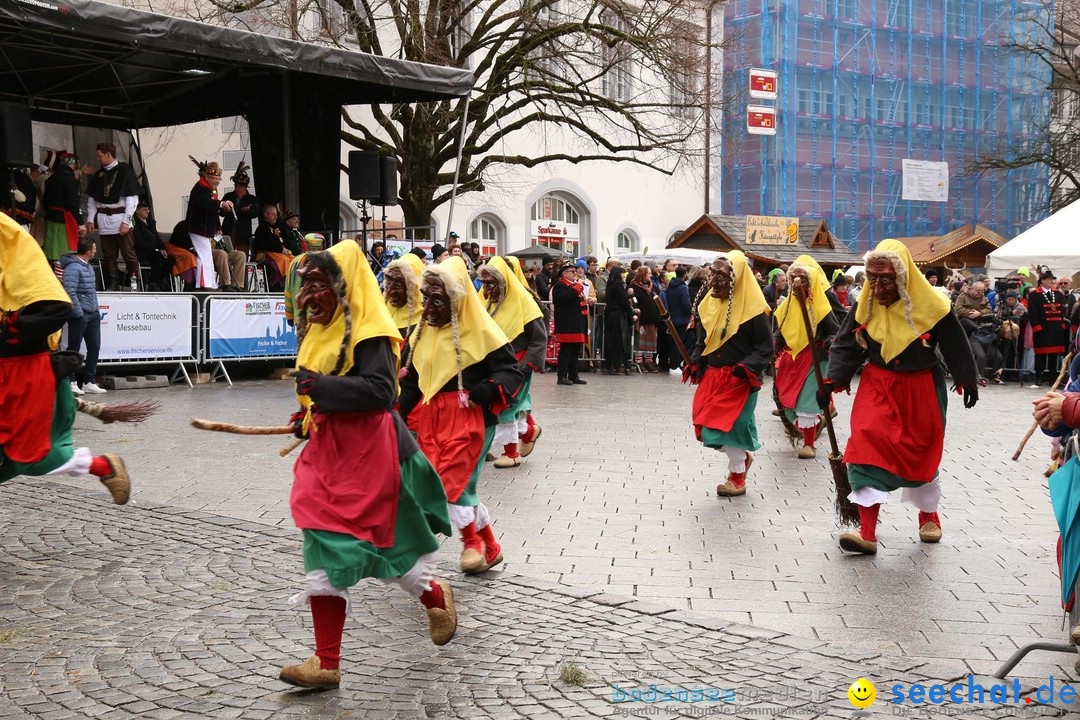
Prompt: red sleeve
<box><xmin>1063</xmin><ymin>394</ymin><xmax>1080</xmax><ymax>429</ymax></box>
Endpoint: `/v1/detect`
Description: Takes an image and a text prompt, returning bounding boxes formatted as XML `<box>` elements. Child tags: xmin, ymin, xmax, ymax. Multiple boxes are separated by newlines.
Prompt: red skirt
<box><xmin>417</xmin><ymin>391</ymin><xmax>485</xmax><ymax>503</ymax></box>
<box><xmin>692</xmin><ymin>365</ymin><xmax>753</xmax><ymax>433</ymax></box>
<box><xmin>845</xmin><ymin>363</ymin><xmax>943</xmax><ymax>483</ymax></box>
<box><xmin>291</xmin><ymin>410</ymin><xmax>400</xmax><ymax>548</ymax></box>
<box><xmin>0</xmin><ymin>353</ymin><xmax>57</xmax><ymax>464</ymax></box>
<box><xmin>774</xmin><ymin>348</ymin><xmax>813</xmax><ymax>409</ymax></box>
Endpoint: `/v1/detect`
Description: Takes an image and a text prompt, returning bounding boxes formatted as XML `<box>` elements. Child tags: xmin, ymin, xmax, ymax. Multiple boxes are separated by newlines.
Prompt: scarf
<box><xmin>295</xmin><ymin>241</ymin><xmax>401</xmax><ymax>417</ymax></box>
<box><xmin>855</xmin><ymin>239</ymin><xmax>951</xmax><ymax>364</ymax></box>
<box><xmin>774</xmin><ymin>255</ymin><xmax>832</xmax><ymax>359</ymax></box>
<box><xmin>409</xmin><ymin>257</ymin><xmax>509</xmax><ymax>402</ymax></box>
<box><xmin>384</xmin><ymin>252</ymin><xmax>425</xmax><ymax>333</ymax></box>
<box><xmin>480</xmin><ymin>256</ymin><xmax>543</xmax><ymax>342</ymax></box>
<box><xmin>698</xmin><ymin>250</ymin><xmax>769</xmax><ymax>355</ymax></box>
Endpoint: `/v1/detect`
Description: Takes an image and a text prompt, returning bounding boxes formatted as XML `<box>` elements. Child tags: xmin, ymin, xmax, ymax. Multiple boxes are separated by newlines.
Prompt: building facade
<box><xmin>121</xmin><ymin>0</ymin><xmax>711</xmax><ymax>259</ymax></box>
<box><xmin>720</xmin><ymin>0</ymin><xmax>1052</xmax><ymax>252</ymax></box>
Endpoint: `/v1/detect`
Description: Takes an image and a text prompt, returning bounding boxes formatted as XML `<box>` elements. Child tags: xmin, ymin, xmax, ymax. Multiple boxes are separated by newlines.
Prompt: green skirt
<box><xmin>783</xmin><ymin>361</ymin><xmax>826</xmax><ymax>422</ymax></box>
<box><xmin>497</xmin><ymin>372</ymin><xmax>533</xmax><ymax>423</ymax></box>
<box><xmin>302</xmin><ymin>450</ymin><xmax>452</xmax><ymax>589</ymax></box>
<box><xmin>455</xmin><ymin>425</ymin><xmax>496</xmax><ymax>507</ymax></box>
<box><xmin>0</xmin><ymin>380</ymin><xmax>75</xmax><ymax>483</ymax></box>
<box><xmin>43</xmin><ymin>221</ymin><xmax>72</xmax><ymax>262</ymax></box>
<box><xmin>700</xmin><ymin>389</ymin><xmax>761</xmax><ymax>453</ymax></box>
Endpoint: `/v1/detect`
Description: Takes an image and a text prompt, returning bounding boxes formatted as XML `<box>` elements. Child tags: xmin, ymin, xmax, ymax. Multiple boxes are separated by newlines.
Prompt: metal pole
<box><xmin>704</xmin><ymin>1</ymin><xmax>715</xmax><ymax>215</ymax></box>
<box><xmin>443</xmin><ymin>94</ymin><xmax>472</xmax><ymax>244</ymax></box>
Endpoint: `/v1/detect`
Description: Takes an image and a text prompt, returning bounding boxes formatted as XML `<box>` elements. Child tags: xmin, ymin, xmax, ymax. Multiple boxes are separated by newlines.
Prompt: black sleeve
<box><xmin>1</xmin><ymin>299</ymin><xmax>72</xmax><ymax>353</ymax></box>
<box><xmin>817</xmin><ymin>311</ymin><xmax>840</xmax><ymax>345</ymax></box>
<box><xmin>741</xmin><ymin>313</ymin><xmax>774</xmax><ymax>379</ymax></box>
<box><xmin>472</xmin><ymin>344</ymin><xmax>525</xmax><ymax>404</ymax></box>
<box><xmin>826</xmin><ymin>305</ymin><xmax>866</xmax><ymax>389</ymax></box>
<box><xmin>935</xmin><ymin>311</ymin><xmax>979</xmax><ymax>389</ymax></box>
<box><xmin>691</xmin><ymin>315</ymin><xmax>706</xmax><ymax>367</ymax></box>
<box><xmin>305</xmin><ymin>338</ymin><xmax>398</xmax><ymax>413</ymax></box>
<box><xmin>397</xmin><ymin>362</ymin><xmax>421</xmax><ymax>421</ymax></box>
<box><xmin>520</xmin><ymin>317</ymin><xmax>548</xmax><ymax>371</ymax></box>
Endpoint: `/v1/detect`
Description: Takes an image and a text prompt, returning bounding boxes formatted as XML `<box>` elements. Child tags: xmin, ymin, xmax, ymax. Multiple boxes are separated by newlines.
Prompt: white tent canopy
<box><xmin>616</xmin><ymin>248</ymin><xmax>726</xmax><ymax>266</ymax></box>
<box><xmin>986</xmin><ymin>201</ymin><xmax>1080</xmax><ymax>279</ymax></box>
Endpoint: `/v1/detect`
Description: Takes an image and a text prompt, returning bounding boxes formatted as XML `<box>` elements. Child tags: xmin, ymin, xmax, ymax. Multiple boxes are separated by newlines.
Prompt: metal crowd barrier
<box><xmin>199</xmin><ymin>293</ymin><xmax>296</xmax><ymax>386</ymax></box>
<box><xmin>93</xmin><ymin>292</ymin><xmax>202</xmax><ymax>387</ymax></box>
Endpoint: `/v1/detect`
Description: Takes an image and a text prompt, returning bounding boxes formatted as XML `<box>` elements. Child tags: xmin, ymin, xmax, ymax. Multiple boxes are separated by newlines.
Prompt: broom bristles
<box><xmin>77</xmin><ymin>398</ymin><xmax>161</xmax><ymax>424</ymax></box>
<box><xmin>829</xmin><ymin>453</ymin><xmax>860</xmax><ymax>527</ymax></box>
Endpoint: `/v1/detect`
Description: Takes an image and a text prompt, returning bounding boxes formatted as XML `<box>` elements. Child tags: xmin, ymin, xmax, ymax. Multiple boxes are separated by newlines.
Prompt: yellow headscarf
<box><xmin>504</xmin><ymin>255</ymin><xmax>531</xmax><ymax>289</ymax></box>
<box><xmin>478</xmin><ymin>256</ymin><xmax>543</xmax><ymax>342</ymax></box>
<box><xmin>0</xmin><ymin>212</ymin><xmax>71</xmax><ymax>313</ymax></box>
<box><xmin>409</xmin><ymin>256</ymin><xmax>510</xmax><ymax>402</ymax></box>
<box><xmin>384</xmin><ymin>253</ymin><xmax>425</xmax><ymax>333</ymax></box>
<box><xmin>697</xmin><ymin>250</ymin><xmax>770</xmax><ymax>355</ymax></box>
<box><xmin>295</xmin><ymin>242</ymin><xmax>402</xmax><ymax>416</ymax></box>
<box><xmin>774</xmin><ymin>255</ymin><xmax>831</xmax><ymax>359</ymax></box>
<box><xmin>855</xmin><ymin>238</ymin><xmax>951</xmax><ymax>364</ymax></box>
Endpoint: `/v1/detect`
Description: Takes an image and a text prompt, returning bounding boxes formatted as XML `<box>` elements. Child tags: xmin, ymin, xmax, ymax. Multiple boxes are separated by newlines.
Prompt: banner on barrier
<box><xmin>208</xmin><ymin>297</ymin><xmax>297</xmax><ymax>359</ymax></box>
<box><xmin>98</xmin><ymin>294</ymin><xmax>194</xmax><ymax>361</ymax></box>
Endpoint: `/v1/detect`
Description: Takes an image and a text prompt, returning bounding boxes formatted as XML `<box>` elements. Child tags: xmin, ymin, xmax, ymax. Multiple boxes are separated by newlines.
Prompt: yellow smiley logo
<box><xmin>847</xmin><ymin>678</ymin><xmax>876</xmax><ymax>709</ymax></box>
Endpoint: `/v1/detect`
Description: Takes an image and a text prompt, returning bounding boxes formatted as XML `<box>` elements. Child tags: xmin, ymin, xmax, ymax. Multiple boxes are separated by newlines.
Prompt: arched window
<box><xmin>616</xmin><ymin>231</ymin><xmax>637</xmax><ymax>252</ymax></box>
<box><xmin>468</xmin><ymin>214</ymin><xmax>504</xmax><ymax>256</ymax></box>
<box><xmin>530</xmin><ymin>193</ymin><xmax>583</xmax><ymax>255</ymax></box>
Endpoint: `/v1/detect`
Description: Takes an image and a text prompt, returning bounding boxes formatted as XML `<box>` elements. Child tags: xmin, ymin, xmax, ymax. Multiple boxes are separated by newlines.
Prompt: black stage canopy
<box><xmin>0</xmin><ymin>0</ymin><xmax>473</xmax><ymax>231</ymax></box>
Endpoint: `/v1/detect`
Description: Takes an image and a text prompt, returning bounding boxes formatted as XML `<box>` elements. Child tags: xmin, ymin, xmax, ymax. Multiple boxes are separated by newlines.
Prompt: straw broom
<box><xmin>791</xmin><ymin>278</ymin><xmax>859</xmax><ymax>527</ymax></box>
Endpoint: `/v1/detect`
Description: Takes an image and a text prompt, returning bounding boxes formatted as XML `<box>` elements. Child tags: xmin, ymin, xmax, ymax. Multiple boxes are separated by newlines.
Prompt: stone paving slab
<box><xmin>53</xmin><ymin>372</ymin><xmax>1079</xmax><ymax>684</ymax></box>
<box><xmin>0</xmin><ymin>480</ymin><xmax>1072</xmax><ymax>719</ymax></box>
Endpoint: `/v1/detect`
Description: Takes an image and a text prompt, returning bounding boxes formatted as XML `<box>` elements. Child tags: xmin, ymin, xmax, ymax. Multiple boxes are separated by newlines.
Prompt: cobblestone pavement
<box><xmin>0</xmin><ymin>480</ymin><xmax>1071</xmax><ymax>719</ymax></box>
<box><xmin>1</xmin><ymin>368</ymin><xmax>1073</xmax><ymax>718</ymax></box>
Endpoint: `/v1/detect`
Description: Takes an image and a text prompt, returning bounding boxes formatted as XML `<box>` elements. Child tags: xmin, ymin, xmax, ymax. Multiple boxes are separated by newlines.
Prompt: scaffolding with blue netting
<box><xmin>720</xmin><ymin>0</ymin><xmax>1051</xmax><ymax>253</ymax></box>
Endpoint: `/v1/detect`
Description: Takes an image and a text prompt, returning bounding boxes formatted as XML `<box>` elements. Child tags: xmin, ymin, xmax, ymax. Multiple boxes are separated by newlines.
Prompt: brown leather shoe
<box><xmin>460</xmin><ymin>545</ymin><xmax>485</xmax><ymax>574</ymax></box>
<box><xmin>279</xmin><ymin>655</ymin><xmax>340</xmax><ymax>689</ymax></box>
<box><xmin>98</xmin><ymin>453</ymin><xmax>130</xmax><ymax>505</ymax></box>
<box><xmin>838</xmin><ymin>533</ymin><xmax>878</xmax><ymax>555</ymax></box>
<box><xmin>715</xmin><ymin>480</ymin><xmax>746</xmax><ymax>497</ymax></box>
<box><xmin>919</xmin><ymin>521</ymin><xmax>942</xmax><ymax>543</ymax></box>
<box><xmin>426</xmin><ymin>580</ymin><xmax>457</xmax><ymax>646</ymax></box>
<box><xmin>797</xmin><ymin>445</ymin><xmax>816</xmax><ymax>459</ymax></box>
<box><xmin>519</xmin><ymin>425</ymin><xmax>542</xmax><ymax>457</ymax></box>
<box><xmin>493</xmin><ymin>454</ymin><xmax>521</xmax><ymax>468</ymax></box>
<box><xmin>1071</xmin><ymin>623</ymin><xmax>1080</xmax><ymax>645</ymax></box>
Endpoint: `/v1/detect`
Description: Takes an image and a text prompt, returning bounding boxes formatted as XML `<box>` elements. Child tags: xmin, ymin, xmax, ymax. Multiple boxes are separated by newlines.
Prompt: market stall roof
<box><xmin>894</xmin><ymin>224</ymin><xmax>1007</xmax><ymax>268</ymax></box>
<box><xmin>667</xmin><ymin>214</ymin><xmax>862</xmax><ymax>267</ymax></box>
<box><xmin>0</xmin><ymin>0</ymin><xmax>474</xmax><ymax>128</ymax></box>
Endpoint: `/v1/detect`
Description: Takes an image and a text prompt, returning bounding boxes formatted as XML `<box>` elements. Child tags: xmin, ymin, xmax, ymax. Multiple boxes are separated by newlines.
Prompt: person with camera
<box><xmin>953</xmin><ymin>281</ymin><xmax>995</xmax><ymax>384</ymax></box>
<box><xmin>821</xmin><ymin>240</ymin><xmax>978</xmax><ymax>555</ymax></box>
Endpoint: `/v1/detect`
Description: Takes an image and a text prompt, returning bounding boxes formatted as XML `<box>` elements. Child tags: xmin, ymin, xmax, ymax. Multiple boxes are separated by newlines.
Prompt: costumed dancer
<box><xmin>686</xmin><ymin>251</ymin><xmax>772</xmax><ymax>497</ymax></box>
<box><xmin>185</xmin><ymin>157</ymin><xmax>233</xmax><ymax>289</ymax></box>
<box><xmin>478</xmin><ymin>256</ymin><xmax>547</xmax><ymax>468</ymax></box>
<box><xmin>504</xmin><ymin>256</ymin><xmax>545</xmax><ymax>456</ymax></box>
<box><xmin>280</xmin><ymin>241</ymin><xmax>456</xmax><ymax>691</ymax></box>
<box><xmin>0</xmin><ymin>213</ymin><xmax>129</xmax><ymax>503</ymax></box>
<box><xmin>41</xmin><ymin>152</ymin><xmax>83</xmax><ymax>263</ymax></box>
<box><xmin>384</xmin><ymin>251</ymin><xmax>426</xmax><ymax>339</ymax></box>
<box><xmin>772</xmin><ymin>256</ymin><xmax>839</xmax><ymax>459</ymax></box>
<box><xmin>822</xmin><ymin>239</ymin><xmax>978</xmax><ymax>555</ymax></box>
<box><xmin>398</xmin><ymin>257</ymin><xmax>524</xmax><ymax>575</ymax></box>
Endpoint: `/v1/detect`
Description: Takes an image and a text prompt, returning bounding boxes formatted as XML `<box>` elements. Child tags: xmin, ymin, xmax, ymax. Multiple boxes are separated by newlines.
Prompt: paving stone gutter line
<box><xmin>0</xmin><ymin>480</ymin><xmax>1072</xmax><ymax>719</ymax></box>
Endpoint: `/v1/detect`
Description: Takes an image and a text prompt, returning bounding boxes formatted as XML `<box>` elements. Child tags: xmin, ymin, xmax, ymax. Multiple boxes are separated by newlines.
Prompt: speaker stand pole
<box><xmin>381</xmin><ymin>205</ymin><xmax>387</xmax><ymax>246</ymax></box>
<box><xmin>356</xmin><ymin>199</ymin><xmax>370</xmax><ymax>250</ymax></box>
